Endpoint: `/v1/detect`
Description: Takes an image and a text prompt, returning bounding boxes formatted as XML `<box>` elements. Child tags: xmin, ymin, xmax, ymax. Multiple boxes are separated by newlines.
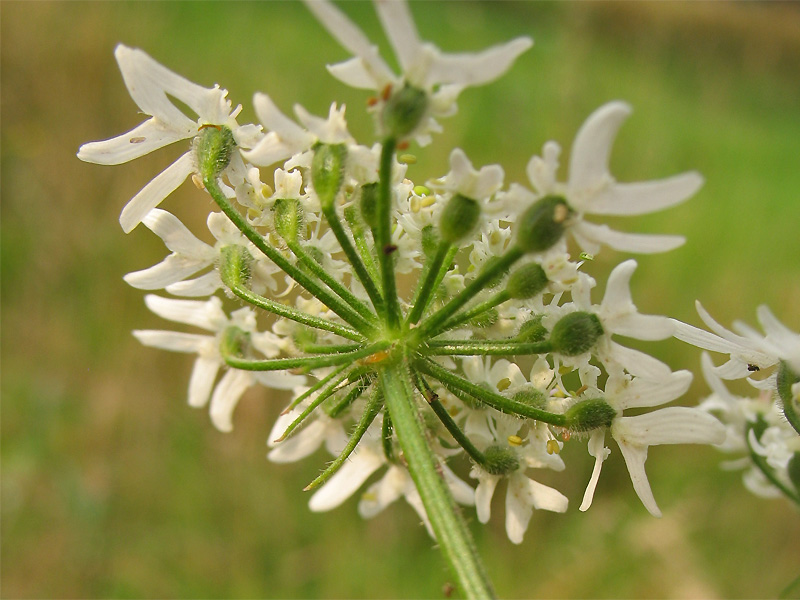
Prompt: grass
<box><xmin>2</xmin><ymin>2</ymin><xmax>799</xmax><ymax>598</ymax></box>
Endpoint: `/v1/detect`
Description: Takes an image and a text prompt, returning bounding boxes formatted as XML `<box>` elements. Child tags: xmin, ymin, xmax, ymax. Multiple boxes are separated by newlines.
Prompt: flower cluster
<box><xmin>673</xmin><ymin>305</ymin><xmax>800</xmax><ymax>502</ymax></box>
<box><xmin>80</xmin><ymin>2</ymin><xmax>753</xmax><ymax>584</ymax></box>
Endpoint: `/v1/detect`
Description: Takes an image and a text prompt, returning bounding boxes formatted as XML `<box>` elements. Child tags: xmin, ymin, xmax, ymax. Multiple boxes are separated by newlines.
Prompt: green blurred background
<box><xmin>2</xmin><ymin>2</ymin><xmax>799</xmax><ymax>598</ymax></box>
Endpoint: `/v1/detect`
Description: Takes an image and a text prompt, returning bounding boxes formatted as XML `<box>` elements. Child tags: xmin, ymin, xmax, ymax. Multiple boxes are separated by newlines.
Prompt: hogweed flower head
<box><xmin>76</xmin><ymin>2</ymin><xmax>789</xmax><ymax>595</ymax></box>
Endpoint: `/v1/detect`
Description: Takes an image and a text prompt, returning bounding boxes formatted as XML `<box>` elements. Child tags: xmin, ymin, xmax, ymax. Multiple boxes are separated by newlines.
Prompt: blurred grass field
<box><xmin>2</xmin><ymin>2</ymin><xmax>799</xmax><ymax>598</ymax></box>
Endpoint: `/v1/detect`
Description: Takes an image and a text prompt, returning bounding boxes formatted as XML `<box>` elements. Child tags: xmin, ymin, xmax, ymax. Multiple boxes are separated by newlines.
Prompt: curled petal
<box><xmin>588</xmin><ymin>172</ymin><xmax>703</xmax><ymax>216</ymax></box>
<box><xmin>143</xmin><ymin>294</ymin><xmax>227</xmax><ymax>332</ymax></box>
<box><xmin>209</xmin><ymin>369</ymin><xmax>253</xmax><ymax>432</ymax></box>
<box><xmin>572</xmin><ymin>221</ymin><xmax>685</xmax><ymax>254</ymax></box>
<box><xmin>614</xmin><ymin>441</ymin><xmax>661</xmax><ymax>517</ymax></box>
<box><xmin>568</xmin><ymin>101</ymin><xmax>631</xmax><ymax>191</ymax></box>
<box><xmin>188</xmin><ymin>356</ymin><xmax>220</xmax><ymax>408</ymax></box>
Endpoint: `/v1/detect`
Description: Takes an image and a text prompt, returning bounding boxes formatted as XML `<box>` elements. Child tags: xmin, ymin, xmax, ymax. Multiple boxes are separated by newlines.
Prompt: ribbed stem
<box><xmin>377</xmin><ymin>138</ymin><xmax>401</xmax><ymax>330</ymax></box>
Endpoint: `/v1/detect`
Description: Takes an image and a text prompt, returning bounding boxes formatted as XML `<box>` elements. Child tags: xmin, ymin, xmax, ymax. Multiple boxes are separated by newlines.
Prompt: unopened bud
<box><xmin>515</xmin><ymin>195</ymin><xmax>572</xmax><ymax>254</ymax></box>
<box><xmin>565</xmin><ymin>398</ymin><xmax>616</xmax><ymax>432</ymax></box>
<box><xmin>550</xmin><ymin>311</ymin><xmax>604</xmax><ymax>356</ymax></box>
<box><xmin>440</xmin><ymin>194</ymin><xmax>480</xmax><ymax>244</ymax></box>
<box><xmin>516</xmin><ymin>315</ymin><xmax>547</xmax><ymax>343</ymax></box>
<box><xmin>506</xmin><ymin>263</ymin><xmax>548</xmax><ymax>300</ymax></box>
<box><xmin>482</xmin><ymin>445</ymin><xmax>519</xmax><ymax>475</ymax></box>
<box><xmin>359</xmin><ymin>182</ymin><xmax>379</xmax><ymax>230</ymax></box>
<box><xmin>311</xmin><ymin>142</ymin><xmax>347</xmax><ymax>208</ymax></box>
<box><xmin>469</xmin><ymin>308</ymin><xmax>498</xmax><ymax>329</ymax></box>
<box><xmin>194</xmin><ymin>124</ymin><xmax>236</xmax><ymax>180</ymax></box>
<box><xmin>219</xmin><ymin>245</ymin><xmax>252</xmax><ymax>289</ymax></box>
<box><xmin>383</xmin><ymin>84</ymin><xmax>428</xmax><ymax>139</ymax></box>
<box><xmin>273</xmin><ymin>198</ymin><xmax>304</xmax><ymax>242</ymax></box>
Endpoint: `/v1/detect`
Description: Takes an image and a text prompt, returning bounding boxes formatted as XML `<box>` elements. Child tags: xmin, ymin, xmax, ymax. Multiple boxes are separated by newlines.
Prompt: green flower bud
<box><xmin>219</xmin><ymin>245</ymin><xmax>252</xmax><ymax>289</ymax></box>
<box><xmin>440</xmin><ymin>194</ymin><xmax>481</xmax><ymax>244</ymax></box>
<box><xmin>382</xmin><ymin>84</ymin><xmax>428</xmax><ymax>139</ymax></box>
<box><xmin>512</xmin><ymin>388</ymin><xmax>547</xmax><ymax>410</ymax></box>
<box><xmin>565</xmin><ymin>398</ymin><xmax>616</xmax><ymax>432</ymax></box>
<box><xmin>788</xmin><ymin>452</ymin><xmax>800</xmax><ymax>494</ymax></box>
<box><xmin>311</xmin><ymin>142</ymin><xmax>347</xmax><ymax>208</ymax></box>
<box><xmin>220</xmin><ymin>325</ymin><xmax>250</xmax><ymax>359</ymax></box>
<box><xmin>515</xmin><ymin>195</ymin><xmax>572</xmax><ymax>254</ymax></box>
<box><xmin>421</xmin><ymin>225</ymin><xmax>440</xmax><ymax>259</ymax></box>
<box><xmin>482</xmin><ymin>445</ymin><xmax>520</xmax><ymax>475</ymax></box>
<box><xmin>506</xmin><ymin>263</ymin><xmax>548</xmax><ymax>300</ymax></box>
<box><xmin>272</xmin><ymin>198</ymin><xmax>304</xmax><ymax>242</ymax></box>
<box><xmin>516</xmin><ymin>315</ymin><xmax>547</xmax><ymax>343</ymax></box>
<box><xmin>359</xmin><ymin>182</ymin><xmax>379</xmax><ymax>230</ymax></box>
<box><xmin>550</xmin><ymin>311</ymin><xmax>604</xmax><ymax>356</ymax></box>
<box><xmin>194</xmin><ymin>124</ymin><xmax>236</xmax><ymax>180</ymax></box>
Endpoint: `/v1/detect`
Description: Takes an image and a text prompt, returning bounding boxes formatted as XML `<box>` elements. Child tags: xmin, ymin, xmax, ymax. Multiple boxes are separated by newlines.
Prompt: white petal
<box><xmin>308</xmin><ymin>448</ymin><xmax>384</xmax><ymax>512</ymax></box>
<box><xmin>166</xmin><ymin>271</ymin><xmax>221</xmax><ymax>297</ymax></box>
<box><xmin>442</xmin><ymin>463</ymin><xmax>475</xmax><ymax>506</ymax></box>
<box><xmin>302</xmin><ymin>0</ymin><xmax>394</xmax><ymax>84</ymax></box>
<box><xmin>427</xmin><ymin>37</ymin><xmax>534</xmax><ymax>88</ymax></box>
<box><xmin>605</xmin><ymin>341</ymin><xmax>672</xmax><ymax>380</ymax></box>
<box><xmin>612</xmin><ymin>313</ymin><xmax>675</xmax><ymax>341</ymax></box>
<box><xmin>124</xmin><ymin>255</ymin><xmax>210</xmax><ymax>290</ymax></box>
<box><xmin>373</xmin><ymin>0</ymin><xmax>421</xmax><ymax>72</ymax></box>
<box><xmin>251</xmin><ymin>93</ymin><xmax>308</xmax><ymax>144</ymax></box>
<box><xmin>587</xmin><ymin>172</ymin><xmax>703</xmax><ymax>216</ymax></box>
<box><xmin>358</xmin><ymin>465</ymin><xmax>406</xmax><ymax>519</ymax></box>
<box><xmin>142</xmin><ymin>209</ymin><xmax>214</xmax><ymax>257</ymax></box>
<box><xmin>326</xmin><ymin>57</ymin><xmax>381</xmax><ymax>90</ymax></box>
<box><xmin>268</xmin><ymin>420</ymin><xmax>327</xmax><ymax>463</ymax></box>
<box><xmin>613</xmin><ymin>407</ymin><xmax>726</xmax><ymax>447</ymax></box>
<box><xmin>505</xmin><ymin>474</ymin><xmax>567</xmax><ymax>544</ymax></box>
<box><xmin>143</xmin><ymin>294</ymin><xmax>226</xmax><ymax>331</ymax></box>
<box><xmin>253</xmin><ymin>370</ymin><xmax>307</xmax><ymax>391</ymax></box>
<box><xmin>188</xmin><ymin>356</ymin><xmax>220</xmax><ymax>408</ymax></box>
<box><xmin>209</xmin><ymin>369</ymin><xmax>252</xmax><ymax>432</ymax></box>
<box><xmin>579</xmin><ymin>430</ymin><xmax>608</xmax><ymax>512</ymax></box>
<box><xmin>115</xmin><ymin>44</ymin><xmax>227</xmax><ymax>124</ymax></box>
<box><xmin>77</xmin><ymin>119</ymin><xmax>189</xmax><ymax>165</ymax></box>
<box><xmin>615</xmin><ymin>441</ymin><xmax>661</xmax><ymax>517</ymax></box>
<box><xmin>614</xmin><ymin>370</ymin><xmax>693</xmax><ymax>410</ymax></box>
<box><xmin>119</xmin><ymin>152</ymin><xmax>193</xmax><ymax>233</ymax></box>
<box><xmin>132</xmin><ymin>329</ymin><xmax>211</xmax><ymax>354</ymax></box>
<box><xmin>568</xmin><ymin>101</ymin><xmax>631</xmax><ymax>191</ymax></box>
<box><xmin>474</xmin><ymin>472</ymin><xmax>499</xmax><ymax>523</ymax></box>
<box><xmin>572</xmin><ymin>221</ymin><xmax>685</xmax><ymax>254</ymax></box>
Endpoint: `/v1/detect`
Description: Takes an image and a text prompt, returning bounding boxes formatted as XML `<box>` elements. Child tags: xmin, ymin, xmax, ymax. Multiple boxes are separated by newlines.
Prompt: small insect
<box><xmin>129</xmin><ymin>136</ymin><xmax>146</xmax><ymax>144</ymax></box>
<box><xmin>747</xmin><ymin>364</ymin><xmax>760</xmax><ymax>372</ymax></box>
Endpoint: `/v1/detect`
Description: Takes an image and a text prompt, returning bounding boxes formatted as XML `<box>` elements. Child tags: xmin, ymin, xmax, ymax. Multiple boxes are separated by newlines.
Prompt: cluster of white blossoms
<box><xmin>79</xmin><ymin>1</ymin><xmax>796</xmax><ymax>561</ymax></box>
<box><xmin>673</xmin><ymin>305</ymin><xmax>800</xmax><ymax>503</ymax></box>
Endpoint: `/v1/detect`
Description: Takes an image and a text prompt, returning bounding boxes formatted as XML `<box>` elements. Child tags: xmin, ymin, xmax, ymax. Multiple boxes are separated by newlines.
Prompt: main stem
<box><xmin>380</xmin><ymin>360</ymin><xmax>495</xmax><ymax>600</ymax></box>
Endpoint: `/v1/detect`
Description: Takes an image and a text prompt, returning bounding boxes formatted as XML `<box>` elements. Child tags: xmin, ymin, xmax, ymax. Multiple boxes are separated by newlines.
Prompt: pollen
<box><xmin>507</xmin><ymin>435</ymin><xmax>523</xmax><ymax>447</ymax></box>
<box><xmin>496</xmin><ymin>378</ymin><xmax>511</xmax><ymax>392</ymax></box>
<box><xmin>546</xmin><ymin>439</ymin><xmax>561</xmax><ymax>455</ymax></box>
<box><xmin>399</xmin><ymin>153</ymin><xmax>417</xmax><ymax>164</ymax></box>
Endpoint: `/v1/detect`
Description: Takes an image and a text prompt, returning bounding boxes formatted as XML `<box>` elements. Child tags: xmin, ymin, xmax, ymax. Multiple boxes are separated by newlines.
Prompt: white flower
<box><xmin>78</xmin><ymin>45</ymin><xmax>261</xmax><ymax>233</ymax></box>
<box><xmin>132</xmin><ymin>295</ymin><xmax>303</xmax><ymax>431</ymax></box>
<box><xmin>504</xmin><ymin>101</ymin><xmax>703</xmax><ymax>254</ymax></box>
<box><xmin>579</xmin><ymin>369</ymin><xmax>725</xmax><ymax>516</ymax></box>
<box><xmin>672</xmin><ymin>302</ymin><xmax>795</xmax><ymax>381</ymax></box>
<box><xmin>429</xmin><ymin>149</ymin><xmax>504</xmax><ymax>208</ymax></box>
<box><xmin>304</xmin><ymin>0</ymin><xmax>532</xmax><ymax>145</ymax></box>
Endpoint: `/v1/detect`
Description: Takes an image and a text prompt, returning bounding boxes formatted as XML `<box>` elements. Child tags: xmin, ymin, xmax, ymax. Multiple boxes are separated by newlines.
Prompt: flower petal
<box><xmin>119</xmin><ymin>152</ymin><xmax>193</xmax><ymax>233</ymax></box>
<box><xmin>124</xmin><ymin>255</ymin><xmax>210</xmax><ymax>290</ymax></box>
<box><xmin>572</xmin><ymin>221</ymin><xmax>685</xmax><ymax>254</ymax></box>
<box><xmin>142</xmin><ymin>209</ymin><xmax>215</xmax><ymax>257</ymax></box>
<box><xmin>209</xmin><ymin>369</ymin><xmax>252</xmax><ymax>432</ymax></box>
<box><xmin>612</xmin><ymin>407</ymin><xmax>725</xmax><ymax>447</ymax></box>
<box><xmin>165</xmin><ymin>271</ymin><xmax>221</xmax><ymax>297</ymax></box>
<box><xmin>77</xmin><ymin>119</ymin><xmax>189</xmax><ymax>165</ymax></box>
<box><xmin>614</xmin><ymin>440</ymin><xmax>661</xmax><ymax>517</ymax></box>
<box><xmin>568</xmin><ymin>101</ymin><xmax>631</xmax><ymax>191</ymax></box>
<box><xmin>587</xmin><ymin>172</ymin><xmax>703</xmax><ymax>216</ymax></box>
<box><xmin>188</xmin><ymin>356</ymin><xmax>219</xmax><ymax>408</ymax></box>
<box><xmin>309</xmin><ymin>448</ymin><xmax>384</xmax><ymax>512</ymax></box>
<box><xmin>373</xmin><ymin>0</ymin><xmax>421</xmax><ymax>72</ymax></box>
<box><xmin>579</xmin><ymin>430</ymin><xmax>609</xmax><ymax>511</ymax></box>
<box><xmin>143</xmin><ymin>294</ymin><xmax>227</xmax><ymax>331</ymax></box>
<box><xmin>427</xmin><ymin>37</ymin><xmax>534</xmax><ymax>88</ymax></box>
<box><xmin>132</xmin><ymin>330</ymin><xmax>211</xmax><ymax>354</ymax></box>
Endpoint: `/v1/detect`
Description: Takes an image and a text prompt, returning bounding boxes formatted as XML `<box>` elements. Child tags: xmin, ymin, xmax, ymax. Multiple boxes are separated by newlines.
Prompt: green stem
<box><xmin>406</xmin><ymin>240</ymin><xmax>452</xmax><ymax>326</ymax></box>
<box><xmin>381</xmin><ymin>408</ymin><xmax>395</xmax><ymax>463</ymax></box>
<box><xmin>304</xmin><ymin>388</ymin><xmax>383</xmax><ymax>491</ymax></box>
<box><xmin>298</xmin><ymin>343</ymin><xmax>361</xmax><ymax>355</ymax></box>
<box><xmin>223</xmin><ymin>341</ymin><xmax>391</xmax><ymax>372</ymax></box>
<box><xmin>282</xmin><ymin>364</ymin><xmax>351</xmax><ymax>414</ymax></box>
<box><xmin>746</xmin><ymin>422</ymin><xmax>800</xmax><ymax>505</ymax></box>
<box><xmin>413</xmin><ymin>247</ymin><xmax>524</xmax><ymax>342</ymax></box>
<box><xmin>377</xmin><ymin>138</ymin><xmax>401</xmax><ymax>330</ymax></box>
<box><xmin>435</xmin><ymin>290</ymin><xmax>510</xmax><ymax>335</ymax></box>
<box><xmin>204</xmin><ymin>176</ymin><xmax>376</xmax><ymax>335</ymax></box>
<box><xmin>344</xmin><ymin>206</ymin><xmax>381</xmax><ymax>283</ymax></box>
<box><xmin>286</xmin><ymin>239</ymin><xmax>377</xmax><ymax>324</ymax></box>
<box><xmin>327</xmin><ymin>377</ymin><xmax>372</xmax><ymax>419</ymax></box>
<box><xmin>412</xmin><ymin>372</ymin><xmax>487</xmax><ymax>467</ymax></box>
<box><xmin>230</xmin><ymin>282</ymin><xmax>363</xmax><ymax>342</ymax></box>
<box><xmin>424</xmin><ymin>339</ymin><xmax>553</xmax><ymax>356</ymax></box>
<box><xmin>380</xmin><ymin>361</ymin><xmax>495</xmax><ymax>600</ymax></box>
<box><xmin>322</xmin><ymin>204</ymin><xmax>385</xmax><ymax>316</ymax></box>
<box><xmin>416</xmin><ymin>358</ymin><xmax>567</xmax><ymax>427</ymax></box>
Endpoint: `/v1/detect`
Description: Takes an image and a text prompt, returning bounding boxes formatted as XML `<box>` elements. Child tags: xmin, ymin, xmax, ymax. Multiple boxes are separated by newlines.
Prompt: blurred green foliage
<box><xmin>2</xmin><ymin>2</ymin><xmax>799</xmax><ymax>598</ymax></box>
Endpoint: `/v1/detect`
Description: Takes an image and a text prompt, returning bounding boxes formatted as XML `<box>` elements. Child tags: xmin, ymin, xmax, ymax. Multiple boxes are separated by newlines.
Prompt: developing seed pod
<box><xmin>382</xmin><ymin>83</ymin><xmax>429</xmax><ymax>139</ymax></box>
<box><xmin>515</xmin><ymin>195</ymin><xmax>572</xmax><ymax>254</ymax></box>
<box><xmin>516</xmin><ymin>315</ymin><xmax>548</xmax><ymax>342</ymax></box>
<box><xmin>359</xmin><ymin>182</ymin><xmax>380</xmax><ymax>230</ymax></box>
<box><xmin>272</xmin><ymin>198</ymin><xmax>305</xmax><ymax>242</ymax></box>
<box><xmin>194</xmin><ymin>124</ymin><xmax>236</xmax><ymax>180</ymax></box>
<box><xmin>506</xmin><ymin>263</ymin><xmax>548</xmax><ymax>299</ymax></box>
<box><xmin>549</xmin><ymin>311</ymin><xmax>604</xmax><ymax>356</ymax></box>
<box><xmin>219</xmin><ymin>245</ymin><xmax>252</xmax><ymax>289</ymax></box>
<box><xmin>564</xmin><ymin>398</ymin><xmax>616</xmax><ymax>432</ymax></box>
<box><xmin>439</xmin><ymin>193</ymin><xmax>481</xmax><ymax>244</ymax></box>
<box><xmin>512</xmin><ymin>388</ymin><xmax>547</xmax><ymax>409</ymax></box>
<box><xmin>311</xmin><ymin>142</ymin><xmax>347</xmax><ymax>208</ymax></box>
<box><xmin>482</xmin><ymin>445</ymin><xmax>520</xmax><ymax>475</ymax></box>
<box><xmin>219</xmin><ymin>325</ymin><xmax>251</xmax><ymax>359</ymax></box>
